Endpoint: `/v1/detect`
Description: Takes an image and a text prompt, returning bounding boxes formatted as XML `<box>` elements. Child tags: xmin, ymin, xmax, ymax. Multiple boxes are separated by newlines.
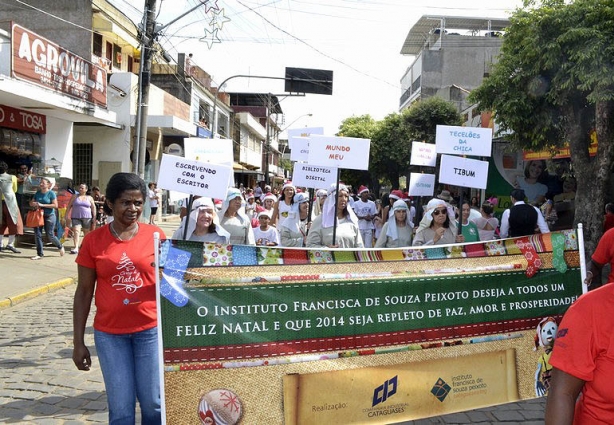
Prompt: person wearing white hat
<box><xmin>219</xmin><ymin>188</ymin><xmax>255</xmax><ymax>245</ymax></box>
<box><xmin>253</xmin><ymin>210</ymin><xmax>280</xmax><ymax>246</ymax></box>
<box><xmin>306</xmin><ymin>184</ymin><xmax>363</xmax><ymax>248</ymax></box>
<box><xmin>272</xmin><ymin>181</ymin><xmax>295</xmax><ymax>227</ymax></box>
<box><xmin>375</xmin><ymin>199</ymin><xmax>413</xmax><ymax>248</ymax></box>
<box><xmin>412</xmin><ymin>198</ymin><xmax>461</xmax><ymax>246</ymax></box>
<box><xmin>353</xmin><ymin>185</ymin><xmax>377</xmax><ymax>247</ymax></box>
<box><xmin>262</xmin><ymin>192</ymin><xmax>277</xmax><ymax>219</ymax></box>
<box><xmin>312</xmin><ymin>188</ymin><xmax>327</xmax><ymax>218</ymax></box>
<box><xmin>383</xmin><ymin>189</ymin><xmax>404</xmax><ymax>225</ymax></box>
<box><xmin>171</xmin><ymin>197</ymin><xmax>229</xmax><ymax>243</ymax></box>
<box><xmin>280</xmin><ymin>192</ymin><xmax>311</xmax><ymax>247</ymax></box>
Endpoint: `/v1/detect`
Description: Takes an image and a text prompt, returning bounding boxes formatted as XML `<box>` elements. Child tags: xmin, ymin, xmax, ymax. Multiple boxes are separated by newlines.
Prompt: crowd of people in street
<box><xmin>164</xmin><ymin>179</ymin><xmax>564</xmax><ymax>251</ymax></box>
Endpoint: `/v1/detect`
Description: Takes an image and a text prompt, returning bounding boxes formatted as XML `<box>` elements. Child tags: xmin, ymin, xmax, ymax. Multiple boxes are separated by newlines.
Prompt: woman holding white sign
<box><xmin>412</xmin><ymin>198</ymin><xmax>461</xmax><ymax>246</ymax></box>
<box><xmin>219</xmin><ymin>188</ymin><xmax>255</xmax><ymax>245</ymax></box>
<box><xmin>171</xmin><ymin>197</ymin><xmax>229</xmax><ymax>243</ymax></box>
<box><xmin>306</xmin><ymin>184</ymin><xmax>363</xmax><ymax>248</ymax></box>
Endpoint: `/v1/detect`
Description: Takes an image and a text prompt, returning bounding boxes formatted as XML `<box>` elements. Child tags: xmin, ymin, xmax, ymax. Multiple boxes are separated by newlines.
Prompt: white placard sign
<box><xmin>307</xmin><ymin>135</ymin><xmax>370</xmax><ymax>170</ymax></box>
<box><xmin>157</xmin><ymin>154</ymin><xmax>232</xmax><ymax>199</ymax></box>
<box><xmin>435</xmin><ymin>125</ymin><xmax>493</xmax><ymax>157</ymax></box>
<box><xmin>183</xmin><ymin>137</ymin><xmax>233</xmax><ymax>165</ymax></box>
<box><xmin>439</xmin><ymin>154</ymin><xmax>489</xmax><ymax>189</ymax></box>
<box><xmin>288</xmin><ymin>127</ymin><xmax>323</xmax><ymax>150</ymax></box>
<box><xmin>408</xmin><ymin>173</ymin><xmax>436</xmax><ymax>197</ymax></box>
<box><xmin>290</xmin><ymin>137</ymin><xmax>310</xmax><ymax>163</ymax></box>
<box><xmin>410</xmin><ymin>141</ymin><xmax>437</xmax><ymax>167</ymax></box>
<box><xmin>292</xmin><ymin>163</ymin><xmax>337</xmax><ymax>190</ymax></box>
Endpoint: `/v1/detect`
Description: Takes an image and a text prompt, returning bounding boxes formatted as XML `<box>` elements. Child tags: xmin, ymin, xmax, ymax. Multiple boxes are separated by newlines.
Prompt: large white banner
<box><xmin>288</xmin><ymin>127</ymin><xmax>324</xmax><ymax>149</ymax></box>
<box><xmin>290</xmin><ymin>137</ymin><xmax>310</xmax><ymax>163</ymax></box>
<box><xmin>292</xmin><ymin>163</ymin><xmax>337</xmax><ymax>190</ymax></box>
<box><xmin>408</xmin><ymin>173</ymin><xmax>436</xmax><ymax>197</ymax></box>
<box><xmin>157</xmin><ymin>154</ymin><xmax>232</xmax><ymax>199</ymax></box>
<box><xmin>307</xmin><ymin>135</ymin><xmax>370</xmax><ymax>170</ymax></box>
<box><xmin>439</xmin><ymin>154</ymin><xmax>489</xmax><ymax>189</ymax></box>
<box><xmin>410</xmin><ymin>142</ymin><xmax>437</xmax><ymax>167</ymax></box>
<box><xmin>183</xmin><ymin>137</ymin><xmax>233</xmax><ymax>165</ymax></box>
<box><xmin>435</xmin><ymin>125</ymin><xmax>493</xmax><ymax>157</ymax></box>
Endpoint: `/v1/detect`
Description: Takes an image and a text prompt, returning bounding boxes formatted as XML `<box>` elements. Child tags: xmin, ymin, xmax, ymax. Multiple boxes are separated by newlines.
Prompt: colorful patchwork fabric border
<box><xmin>162</xmin><ymin>229</ymin><xmax>576</xmax><ymax>269</ymax></box>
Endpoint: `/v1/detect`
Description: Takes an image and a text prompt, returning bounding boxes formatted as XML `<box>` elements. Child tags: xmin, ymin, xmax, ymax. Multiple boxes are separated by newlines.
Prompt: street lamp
<box><xmin>278</xmin><ymin>113</ymin><xmax>313</xmax><ymax>157</ymax></box>
<box><xmin>280</xmin><ymin>113</ymin><xmax>313</xmax><ymax>135</ymax></box>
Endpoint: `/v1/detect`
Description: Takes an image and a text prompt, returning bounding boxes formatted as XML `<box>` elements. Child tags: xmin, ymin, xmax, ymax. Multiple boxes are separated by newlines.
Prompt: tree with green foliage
<box><xmin>336</xmin><ymin>99</ymin><xmax>461</xmax><ymax>195</ymax></box>
<box><xmin>402</xmin><ymin>96</ymin><xmax>463</xmax><ymax>144</ymax></box>
<box><xmin>336</xmin><ymin>115</ymin><xmax>379</xmax><ymax>192</ymax></box>
<box><xmin>370</xmin><ymin>112</ymin><xmax>411</xmax><ymax>189</ymax></box>
<box><xmin>469</xmin><ymin>0</ymin><xmax>614</xmax><ymax>253</ymax></box>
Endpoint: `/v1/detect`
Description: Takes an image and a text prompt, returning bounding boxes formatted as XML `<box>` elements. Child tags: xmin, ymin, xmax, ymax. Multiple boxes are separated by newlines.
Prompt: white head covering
<box><xmin>176</xmin><ymin>197</ymin><xmax>230</xmax><ymax>241</ymax></box>
<box><xmin>281</xmin><ymin>192</ymin><xmax>310</xmax><ymax>233</ymax></box>
<box><xmin>386</xmin><ymin>199</ymin><xmax>413</xmax><ymax>240</ymax></box>
<box><xmin>219</xmin><ymin>188</ymin><xmax>249</xmax><ymax>224</ymax></box>
<box><xmin>417</xmin><ymin>198</ymin><xmax>457</xmax><ymax>233</ymax></box>
<box><xmin>321</xmin><ymin>184</ymin><xmax>359</xmax><ymax>228</ymax></box>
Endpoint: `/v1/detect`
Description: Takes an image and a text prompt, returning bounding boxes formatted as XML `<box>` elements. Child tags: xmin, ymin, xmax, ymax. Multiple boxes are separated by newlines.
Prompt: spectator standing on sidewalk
<box><xmin>72</xmin><ymin>172</ymin><xmax>163</xmax><ymax>424</ymax></box>
<box><xmin>147</xmin><ymin>182</ymin><xmax>159</xmax><ymax>225</ymax></box>
<box><xmin>16</xmin><ymin>163</ymin><xmax>33</xmax><ymax>219</ymax></box>
<box><xmin>30</xmin><ymin>177</ymin><xmax>64</xmax><ymax>260</ymax></box>
<box><xmin>65</xmin><ymin>183</ymin><xmax>97</xmax><ymax>254</ymax></box>
<box><xmin>0</xmin><ymin>161</ymin><xmax>23</xmax><ymax>253</ymax></box>
<box><xmin>91</xmin><ymin>186</ymin><xmax>107</xmax><ymax>226</ymax></box>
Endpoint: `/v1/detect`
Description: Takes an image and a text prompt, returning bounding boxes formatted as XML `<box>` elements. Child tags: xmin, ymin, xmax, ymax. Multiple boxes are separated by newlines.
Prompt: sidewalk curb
<box><xmin>0</xmin><ymin>277</ymin><xmax>76</xmax><ymax>311</ymax></box>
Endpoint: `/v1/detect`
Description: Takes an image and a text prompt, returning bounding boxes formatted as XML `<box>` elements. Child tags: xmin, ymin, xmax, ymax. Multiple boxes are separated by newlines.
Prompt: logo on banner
<box><xmin>431</xmin><ymin>378</ymin><xmax>452</xmax><ymax>402</ymax></box>
<box><xmin>372</xmin><ymin>375</ymin><xmax>398</xmax><ymax>407</ymax></box>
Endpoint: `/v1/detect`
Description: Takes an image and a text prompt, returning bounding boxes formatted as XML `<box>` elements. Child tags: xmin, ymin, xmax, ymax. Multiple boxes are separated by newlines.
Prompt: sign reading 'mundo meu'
<box><xmin>308</xmin><ymin>135</ymin><xmax>370</xmax><ymax>170</ymax></box>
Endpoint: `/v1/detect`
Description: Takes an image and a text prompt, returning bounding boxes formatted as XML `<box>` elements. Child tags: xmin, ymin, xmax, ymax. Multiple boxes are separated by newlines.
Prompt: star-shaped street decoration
<box><xmin>210</xmin><ymin>7</ymin><xmax>231</xmax><ymax>31</ymax></box>
<box><xmin>199</xmin><ymin>27</ymin><xmax>221</xmax><ymax>49</ymax></box>
<box><xmin>202</xmin><ymin>0</ymin><xmax>220</xmax><ymax>14</ymax></box>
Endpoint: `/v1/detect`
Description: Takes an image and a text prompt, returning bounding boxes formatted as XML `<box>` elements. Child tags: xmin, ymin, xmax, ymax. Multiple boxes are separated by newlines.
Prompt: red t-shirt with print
<box><xmin>549</xmin><ymin>284</ymin><xmax>614</xmax><ymax>424</ymax></box>
<box><xmin>76</xmin><ymin>223</ymin><xmax>163</xmax><ymax>334</ymax></box>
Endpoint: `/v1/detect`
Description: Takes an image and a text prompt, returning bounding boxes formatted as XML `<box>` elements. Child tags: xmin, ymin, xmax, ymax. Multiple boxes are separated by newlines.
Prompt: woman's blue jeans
<box><xmin>34</xmin><ymin>214</ymin><xmax>62</xmax><ymax>256</ymax></box>
<box><xmin>94</xmin><ymin>327</ymin><xmax>161</xmax><ymax>425</ymax></box>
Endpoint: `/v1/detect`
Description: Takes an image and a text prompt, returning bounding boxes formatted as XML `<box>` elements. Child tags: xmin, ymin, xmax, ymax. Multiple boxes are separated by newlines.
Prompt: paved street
<box><xmin>0</xmin><ymin>286</ymin><xmax>106</xmax><ymax>424</ymax></box>
<box><xmin>0</xmin><ymin>218</ymin><xmax>548</xmax><ymax>424</ymax></box>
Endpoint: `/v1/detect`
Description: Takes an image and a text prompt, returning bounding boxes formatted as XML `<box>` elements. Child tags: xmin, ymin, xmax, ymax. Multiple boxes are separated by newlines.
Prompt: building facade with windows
<box><xmin>399</xmin><ymin>16</ymin><xmax>509</xmax><ymax>113</ymax></box>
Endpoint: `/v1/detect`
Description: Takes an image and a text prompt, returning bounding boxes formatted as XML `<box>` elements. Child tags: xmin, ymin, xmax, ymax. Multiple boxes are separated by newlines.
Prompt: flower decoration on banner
<box><xmin>210</xmin><ymin>7</ymin><xmax>231</xmax><ymax>31</ymax></box>
<box><xmin>203</xmin><ymin>0</ymin><xmax>220</xmax><ymax>14</ymax></box>
<box><xmin>200</xmin><ymin>27</ymin><xmax>221</xmax><ymax>49</ymax></box>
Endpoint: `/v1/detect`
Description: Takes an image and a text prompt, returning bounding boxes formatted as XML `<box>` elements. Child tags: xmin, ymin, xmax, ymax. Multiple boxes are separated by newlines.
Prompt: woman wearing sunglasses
<box><xmin>412</xmin><ymin>198</ymin><xmax>463</xmax><ymax>246</ymax></box>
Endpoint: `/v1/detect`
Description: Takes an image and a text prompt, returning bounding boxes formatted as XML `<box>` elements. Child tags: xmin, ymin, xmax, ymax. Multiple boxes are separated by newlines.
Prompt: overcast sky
<box><xmin>117</xmin><ymin>0</ymin><xmax>524</xmax><ymax>136</ymax></box>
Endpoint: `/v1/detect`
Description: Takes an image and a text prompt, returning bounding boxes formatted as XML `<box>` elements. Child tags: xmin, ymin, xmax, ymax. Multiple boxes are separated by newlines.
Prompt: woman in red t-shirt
<box><xmin>72</xmin><ymin>172</ymin><xmax>163</xmax><ymax>424</ymax></box>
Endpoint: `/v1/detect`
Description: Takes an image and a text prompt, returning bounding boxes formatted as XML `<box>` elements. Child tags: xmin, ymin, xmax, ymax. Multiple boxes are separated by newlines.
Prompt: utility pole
<box><xmin>264</xmin><ymin>93</ymin><xmax>272</xmax><ymax>185</ymax></box>
<box><xmin>133</xmin><ymin>0</ymin><xmax>208</xmax><ymax>178</ymax></box>
<box><xmin>134</xmin><ymin>0</ymin><xmax>158</xmax><ymax>178</ymax></box>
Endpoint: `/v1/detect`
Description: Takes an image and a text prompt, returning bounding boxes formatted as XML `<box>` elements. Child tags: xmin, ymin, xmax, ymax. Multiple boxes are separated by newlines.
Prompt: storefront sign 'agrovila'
<box><xmin>11</xmin><ymin>23</ymin><xmax>107</xmax><ymax>108</ymax></box>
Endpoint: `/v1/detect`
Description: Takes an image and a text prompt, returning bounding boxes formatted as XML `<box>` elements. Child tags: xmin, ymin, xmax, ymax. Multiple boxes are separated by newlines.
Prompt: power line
<box><xmin>235</xmin><ymin>0</ymin><xmax>400</xmax><ymax>90</ymax></box>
